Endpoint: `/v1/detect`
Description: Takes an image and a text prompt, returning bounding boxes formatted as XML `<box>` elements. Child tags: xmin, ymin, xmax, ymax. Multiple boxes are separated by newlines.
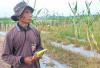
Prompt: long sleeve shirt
<box><xmin>2</xmin><ymin>23</ymin><xmax>43</xmax><ymax>68</ymax></box>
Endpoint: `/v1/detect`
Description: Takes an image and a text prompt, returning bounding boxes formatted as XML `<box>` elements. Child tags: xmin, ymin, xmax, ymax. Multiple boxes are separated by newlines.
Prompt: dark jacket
<box><xmin>2</xmin><ymin>23</ymin><xmax>43</xmax><ymax>68</ymax></box>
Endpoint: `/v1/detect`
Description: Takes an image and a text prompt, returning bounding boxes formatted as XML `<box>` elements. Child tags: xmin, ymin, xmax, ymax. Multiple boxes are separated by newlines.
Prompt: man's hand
<box><xmin>24</xmin><ymin>56</ymin><xmax>33</xmax><ymax>66</ymax></box>
<box><xmin>32</xmin><ymin>55</ymin><xmax>42</xmax><ymax>62</ymax></box>
<box><xmin>32</xmin><ymin>51</ymin><xmax>42</xmax><ymax>62</ymax></box>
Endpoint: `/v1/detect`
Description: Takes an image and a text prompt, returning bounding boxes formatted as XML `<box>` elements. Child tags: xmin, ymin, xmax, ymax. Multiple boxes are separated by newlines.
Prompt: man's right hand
<box><xmin>32</xmin><ymin>55</ymin><xmax>42</xmax><ymax>63</ymax></box>
<box><xmin>24</xmin><ymin>56</ymin><xmax>33</xmax><ymax>66</ymax></box>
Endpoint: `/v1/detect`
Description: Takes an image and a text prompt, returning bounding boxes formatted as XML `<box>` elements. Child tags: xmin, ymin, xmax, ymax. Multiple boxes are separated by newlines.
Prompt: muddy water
<box><xmin>0</xmin><ymin>31</ymin><xmax>69</xmax><ymax>68</ymax></box>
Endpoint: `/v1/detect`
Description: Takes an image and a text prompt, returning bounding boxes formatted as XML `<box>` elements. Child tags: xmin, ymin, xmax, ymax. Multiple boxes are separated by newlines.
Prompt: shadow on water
<box><xmin>0</xmin><ymin>31</ymin><xmax>69</xmax><ymax>68</ymax></box>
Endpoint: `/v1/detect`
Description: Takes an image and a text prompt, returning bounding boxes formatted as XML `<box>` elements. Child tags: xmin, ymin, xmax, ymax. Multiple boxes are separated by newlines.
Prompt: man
<box><xmin>2</xmin><ymin>2</ymin><xmax>43</xmax><ymax>68</ymax></box>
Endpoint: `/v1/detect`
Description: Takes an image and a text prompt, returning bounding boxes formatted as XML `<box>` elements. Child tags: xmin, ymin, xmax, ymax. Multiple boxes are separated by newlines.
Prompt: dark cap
<box><xmin>11</xmin><ymin>2</ymin><xmax>34</xmax><ymax>21</ymax></box>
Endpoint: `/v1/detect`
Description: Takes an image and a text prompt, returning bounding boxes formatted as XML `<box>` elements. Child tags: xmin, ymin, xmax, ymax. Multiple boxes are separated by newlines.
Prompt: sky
<box><xmin>0</xmin><ymin>0</ymin><xmax>100</xmax><ymax>18</ymax></box>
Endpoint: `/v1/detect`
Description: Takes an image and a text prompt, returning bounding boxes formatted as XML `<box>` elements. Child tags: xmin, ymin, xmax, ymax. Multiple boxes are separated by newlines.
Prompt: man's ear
<box><xmin>17</xmin><ymin>16</ymin><xmax>21</xmax><ymax>20</ymax></box>
<box><xmin>16</xmin><ymin>16</ymin><xmax>21</xmax><ymax>21</ymax></box>
<box><xmin>17</xmin><ymin>16</ymin><xmax>19</xmax><ymax>19</ymax></box>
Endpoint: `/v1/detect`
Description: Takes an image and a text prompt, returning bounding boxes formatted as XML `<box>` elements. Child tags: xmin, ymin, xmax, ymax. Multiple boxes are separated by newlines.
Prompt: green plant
<box><xmin>68</xmin><ymin>1</ymin><xmax>78</xmax><ymax>45</ymax></box>
<box><xmin>85</xmin><ymin>0</ymin><xmax>99</xmax><ymax>50</ymax></box>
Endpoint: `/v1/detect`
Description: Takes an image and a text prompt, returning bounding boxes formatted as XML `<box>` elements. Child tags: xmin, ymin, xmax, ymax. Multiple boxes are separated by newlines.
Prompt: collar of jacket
<box><xmin>16</xmin><ymin>22</ymin><xmax>31</xmax><ymax>31</ymax></box>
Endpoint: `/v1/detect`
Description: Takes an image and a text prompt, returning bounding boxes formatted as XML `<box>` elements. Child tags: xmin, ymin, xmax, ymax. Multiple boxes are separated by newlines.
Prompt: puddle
<box><xmin>48</xmin><ymin>41</ymin><xmax>100</xmax><ymax>58</ymax></box>
<box><xmin>0</xmin><ymin>31</ymin><xmax>69</xmax><ymax>68</ymax></box>
<box><xmin>66</xmin><ymin>36</ymin><xmax>86</xmax><ymax>42</ymax></box>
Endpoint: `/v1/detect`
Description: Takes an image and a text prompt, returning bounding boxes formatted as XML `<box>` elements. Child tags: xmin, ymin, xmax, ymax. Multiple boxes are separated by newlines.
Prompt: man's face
<box><xmin>18</xmin><ymin>8</ymin><xmax>32</xmax><ymax>24</ymax></box>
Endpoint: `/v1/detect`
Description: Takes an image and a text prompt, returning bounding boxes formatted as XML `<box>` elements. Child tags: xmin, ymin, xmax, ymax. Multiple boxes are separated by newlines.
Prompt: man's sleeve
<box><xmin>2</xmin><ymin>33</ymin><xmax>22</xmax><ymax>66</ymax></box>
<box><xmin>36</xmin><ymin>31</ymin><xmax>44</xmax><ymax>51</ymax></box>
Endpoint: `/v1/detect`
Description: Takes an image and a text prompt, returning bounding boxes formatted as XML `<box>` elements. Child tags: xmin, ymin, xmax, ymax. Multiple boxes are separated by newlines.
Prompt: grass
<box><xmin>39</xmin><ymin>19</ymin><xmax>100</xmax><ymax>68</ymax></box>
<box><xmin>41</xmin><ymin>20</ymin><xmax>100</xmax><ymax>50</ymax></box>
<box><xmin>0</xmin><ymin>18</ymin><xmax>100</xmax><ymax>68</ymax></box>
<box><xmin>42</xmin><ymin>39</ymin><xmax>100</xmax><ymax>68</ymax></box>
<box><xmin>0</xmin><ymin>20</ymin><xmax>16</xmax><ymax>31</ymax></box>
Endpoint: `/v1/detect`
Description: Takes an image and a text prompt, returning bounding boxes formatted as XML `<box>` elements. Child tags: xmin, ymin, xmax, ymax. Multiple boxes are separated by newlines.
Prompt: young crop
<box><xmin>36</xmin><ymin>49</ymin><xmax>47</xmax><ymax>56</ymax></box>
<box><xmin>68</xmin><ymin>1</ymin><xmax>78</xmax><ymax>45</ymax></box>
<box><xmin>85</xmin><ymin>0</ymin><xmax>99</xmax><ymax>50</ymax></box>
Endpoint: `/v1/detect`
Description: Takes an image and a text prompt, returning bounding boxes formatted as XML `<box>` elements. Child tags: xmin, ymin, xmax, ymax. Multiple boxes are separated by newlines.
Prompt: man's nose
<box><xmin>30</xmin><ymin>14</ymin><xmax>32</xmax><ymax>17</ymax></box>
<box><xmin>29</xmin><ymin>13</ymin><xmax>32</xmax><ymax>17</ymax></box>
